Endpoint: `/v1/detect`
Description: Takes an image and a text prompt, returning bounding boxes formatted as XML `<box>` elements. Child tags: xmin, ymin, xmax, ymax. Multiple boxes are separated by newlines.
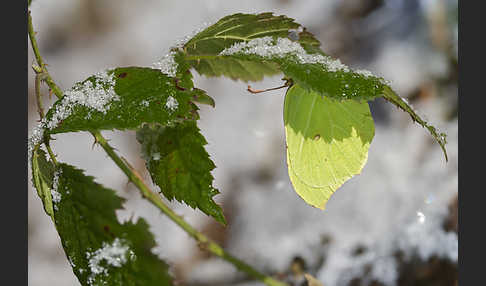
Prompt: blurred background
<box><xmin>27</xmin><ymin>0</ymin><xmax>458</xmax><ymax>285</ymax></box>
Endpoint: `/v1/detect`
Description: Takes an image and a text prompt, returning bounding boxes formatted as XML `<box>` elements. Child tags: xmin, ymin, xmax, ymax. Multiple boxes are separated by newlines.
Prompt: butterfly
<box><xmin>283</xmin><ymin>84</ymin><xmax>375</xmax><ymax>209</ymax></box>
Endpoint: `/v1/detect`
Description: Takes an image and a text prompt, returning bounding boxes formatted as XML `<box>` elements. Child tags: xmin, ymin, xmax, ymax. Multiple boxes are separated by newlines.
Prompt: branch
<box><xmin>28</xmin><ymin>10</ymin><xmax>287</xmax><ymax>286</ymax></box>
<box><xmin>93</xmin><ymin>132</ymin><xmax>286</xmax><ymax>286</ymax></box>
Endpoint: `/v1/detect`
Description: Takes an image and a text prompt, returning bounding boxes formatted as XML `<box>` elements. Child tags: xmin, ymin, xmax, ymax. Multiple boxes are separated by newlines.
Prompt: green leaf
<box><xmin>190</xmin><ymin>88</ymin><xmax>216</xmax><ymax>108</ymax></box>
<box><xmin>42</xmin><ymin>67</ymin><xmax>199</xmax><ymax>135</ymax></box>
<box><xmin>182</xmin><ymin>12</ymin><xmax>385</xmax><ymax>101</ymax></box>
<box><xmin>184</xmin><ymin>12</ymin><xmax>319</xmax><ymax>51</ymax></box>
<box><xmin>284</xmin><ymin>84</ymin><xmax>375</xmax><ymax>209</ymax></box>
<box><xmin>136</xmin><ymin>121</ymin><xmax>225</xmax><ymax>225</ymax></box>
<box><xmin>187</xmin><ymin>56</ymin><xmax>280</xmax><ymax>82</ymax></box>
<box><xmin>183</xmin><ymin>12</ymin><xmax>318</xmax><ymax>82</ymax></box>
<box><xmin>31</xmin><ymin>148</ymin><xmax>55</xmax><ymax>220</ymax></box>
<box><xmin>382</xmin><ymin>86</ymin><xmax>448</xmax><ymax>161</ymax></box>
<box><xmin>182</xmin><ymin>12</ymin><xmax>447</xmax><ymax>159</ymax></box>
<box><xmin>52</xmin><ymin>163</ymin><xmax>173</xmax><ymax>286</ymax></box>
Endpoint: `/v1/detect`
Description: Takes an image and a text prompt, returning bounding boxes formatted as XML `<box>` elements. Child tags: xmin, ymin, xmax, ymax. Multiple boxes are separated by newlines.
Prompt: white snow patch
<box><xmin>355</xmin><ymin>69</ymin><xmax>375</xmax><ymax>78</ymax></box>
<box><xmin>152</xmin><ymin>152</ymin><xmax>161</xmax><ymax>161</ymax></box>
<box><xmin>86</xmin><ymin>238</ymin><xmax>134</xmax><ymax>285</ymax></box>
<box><xmin>165</xmin><ymin>96</ymin><xmax>179</xmax><ymax>112</ymax></box>
<box><xmin>27</xmin><ymin>125</ymin><xmax>45</xmax><ymax>163</ymax></box>
<box><xmin>51</xmin><ymin>169</ymin><xmax>62</xmax><ymax>210</ymax></box>
<box><xmin>151</xmin><ymin>21</ymin><xmax>216</xmax><ymax>78</ymax></box>
<box><xmin>27</xmin><ymin>70</ymin><xmax>118</xmax><ymax>161</ymax></box>
<box><xmin>152</xmin><ymin>51</ymin><xmax>178</xmax><ymax>77</ymax></box>
<box><xmin>220</xmin><ymin>36</ymin><xmax>350</xmax><ymax>73</ymax></box>
<box><xmin>45</xmin><ymin>70</ymin><xmax>118</xmax><ymax>130</ymax></box>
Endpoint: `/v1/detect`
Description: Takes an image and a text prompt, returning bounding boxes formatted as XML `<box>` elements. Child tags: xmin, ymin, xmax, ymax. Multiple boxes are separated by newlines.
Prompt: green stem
<box><xmin>28</xmin><ymin>12</ymin><xmax>64</xmax><ymax>99</ymax></box>
<box><xmin>28</xmin><ymin>10</ymin><xmax>287</xmax><ymax>286</ymax></box>
<box><xmin>34</xmin><ymin>73</ymin><xmax>45</xmax><ymax>119</ymax></box>
<box><xmin>44</xmin><ymin>141</ymin><xmax>58</xmax><ymax>165</ymax></box>
<box><xmin>93</xmin><ymin>132</ymin><xmax>286</xmax><ymax>286</ymax></box>
<box><xmin>32</xmin><ymin>66</ymin><xmax>58</xmax><ymax>165</ymax></box>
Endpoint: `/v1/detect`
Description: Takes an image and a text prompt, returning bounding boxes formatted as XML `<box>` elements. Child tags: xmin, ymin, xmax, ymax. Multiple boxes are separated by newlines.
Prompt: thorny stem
<box><xmin>93</xmin><ymin>132</ymin><xmax>287</xmax><ymax>286</ymax></box>
<box><xmin>28</xmin><ymin>10</ymin><xmax>287</xmax><ymax>286</ymax></box>
<box><xmin>32</xmin><ymin>65</ymin><xmax>58</xmax><ymax>165</ymax></box>
<box><xmin>34</xmin><ymin>73</ymin><xmax>44</xmax><ymax>118</ymax></box>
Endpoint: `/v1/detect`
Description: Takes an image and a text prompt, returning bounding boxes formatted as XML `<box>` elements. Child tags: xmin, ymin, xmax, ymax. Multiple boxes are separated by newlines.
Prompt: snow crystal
<box><xmin>165</xmin><ymin>96</ymin><xmax>179</xmax><ymax>112</ymax></box>
<box><xmin>51</xmin><ymin>169</ymin><xmax>62</xmax><ymax>210</ymax></box>
<box><xmin>86</xmin><ymin>238</ymin><xmax>134</xmax><ymax>285</ymax></box>
<box><xmin>152</xmin><ymin>152</ymin><xmax>161</xmax><ymax>161</ymax></box>
<box><xmin>152</xmin><ymin>51</ymin><xmax>178</xmax><ymax>78</ymax></box>
<box><xmin>27</xmin><ymin>70</ymin><xmax>119</xmax><ymax>161</ymax></box>
<box><xmin>27</xmin><ymin>124</ymin><xmax>45</xmax><ymax>163</ymax></box>
<box><xmin>46</xmin><ymin>70</ymin><xmax>118</xmax><ymax>130</ymax></box>
<box><xmin>219</xmin><ymin>36</ymin><xmax>351</xmax><ymax>73</ymax></box>
<box><xmin>355</xmin><ymin>68</ymin><xmax>391</xmax><ymax>86</ymax></box>
<box><xmin>151</xmin><ymin>21</ymin><xmax>216</xmax><ymax>78</ymax></box>
<box><xmin>355</xmin><ymin>69</ymin><xmax>374</xmax><ymax>78</ymax></box>
<box><xmin>416</xmin><ymin>211</ymin><xmax>426</xmax><ymax>224</ymax></box>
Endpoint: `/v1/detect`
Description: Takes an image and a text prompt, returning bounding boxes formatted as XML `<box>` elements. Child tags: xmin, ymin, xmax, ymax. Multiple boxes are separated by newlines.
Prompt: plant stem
<box><xmin>28</xmin><ymin>12</ymin><xmax>64</xmax><ymax>99</ymax></box>
<box><xmin>34</xmin><ymin>73</ymin><xmax>45</xmax><ymax>118</ymax></box>
<box><xmin>28</xmin><ymin>10</ymin><xmax>287</xmax><ymax>286</ymax></box>
<box><xmin>32</xmin><ymin>65</ymin><xmax>58</xmax><ymax>165</ymax></box>
<box><xmin>93</xmin><ymin>132</ymin><xmax>287</xmax><ymax>286</ymax></box>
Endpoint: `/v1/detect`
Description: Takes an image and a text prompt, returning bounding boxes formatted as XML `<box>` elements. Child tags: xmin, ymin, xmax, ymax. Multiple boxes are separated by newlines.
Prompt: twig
<box><xmin>247</xmin><ymin>79</ymin><xmax>292</xmax><ymax>94</ymax></box>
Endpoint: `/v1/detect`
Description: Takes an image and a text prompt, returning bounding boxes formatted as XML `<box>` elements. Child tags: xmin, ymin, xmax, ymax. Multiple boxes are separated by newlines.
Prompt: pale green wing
<box><xmin>284</xmin><ymin>84</ymin><xmax>375</xmax><ymax>209</ymax></box>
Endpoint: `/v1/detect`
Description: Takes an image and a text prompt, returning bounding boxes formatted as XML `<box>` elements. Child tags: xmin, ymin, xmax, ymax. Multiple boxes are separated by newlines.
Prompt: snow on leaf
<box><xmin>152</xmin><ymin>51</ymin><xmax>178</xmax><ymax>78</ymax></box>
<box><xmin>86</xmin><ymin>238</ymin><xmax>134</xmax><ymax>285</ymax></box>
<box><xmin>40</xmin><ymin>67</ymin><xmax>198</xmax><ymax>136</ymax></box>
<box><xmin>182</xmin><ymin>12</ymin><xmax>386</xmax><ymax>101</ymax></box>
<box><xmin>220</xmin><ymin>36</ymin><xmax>349</xmax><ymax>73</ymax></box>
<box><xmin>165</xmin><ymin>96</ymin><xmax>179</xmax><ymax>112</ymax></box>
<box><xmin>53</xmin><ymin>163</ymin><xmax>173</xmax><ymax>286</ymax></box>
<box><xmin>181</xmin><ymin>12</ymin><xmax>447</xmax><ymax>159</ymax></box>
